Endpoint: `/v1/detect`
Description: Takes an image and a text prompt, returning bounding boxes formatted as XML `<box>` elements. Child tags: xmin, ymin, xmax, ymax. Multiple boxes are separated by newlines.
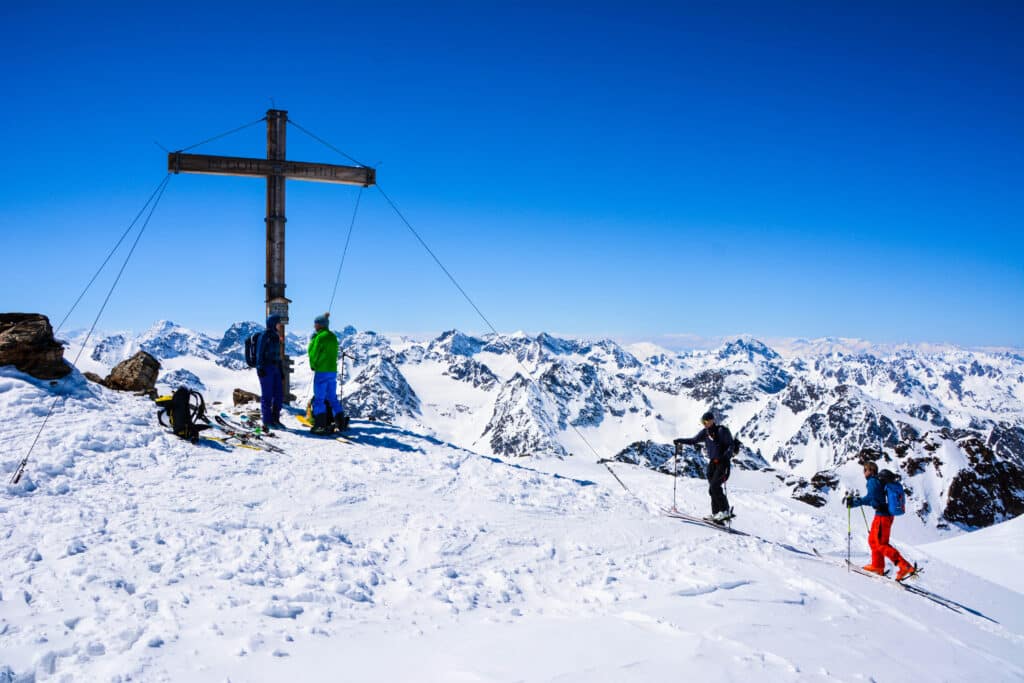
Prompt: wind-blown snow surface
<box><xmin>2</xmin><ymin>366</ymin><xmax>1023</xmax><ymax>681</ymax></box>
<box><xmin>920</xmin><ymin>515</ymin><xmax>1024</xmax><ymax>594</ymax></box>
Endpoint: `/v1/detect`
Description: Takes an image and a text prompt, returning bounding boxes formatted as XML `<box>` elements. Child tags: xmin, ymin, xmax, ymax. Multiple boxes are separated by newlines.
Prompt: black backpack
<box><xmin>718</xmin><ymin>425</ymin><xmax>742</xmax><ymax>458</ymax></box>
<box><xmin>244</xmin><ymin>332</ymin><xmax>264</xmax><ymax>368</ymax></box>
<box><xmin>155</xmin><ymin>387</ymin><xmax>210</xmax><ymax>443</ymax></box>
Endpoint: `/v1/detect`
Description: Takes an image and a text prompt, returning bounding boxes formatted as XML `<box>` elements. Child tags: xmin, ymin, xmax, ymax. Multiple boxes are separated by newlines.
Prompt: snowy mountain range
<box><xmin>71</xmin><ymin>321</ymin><xmax>1024</xmax><ymax>532</ymax></box>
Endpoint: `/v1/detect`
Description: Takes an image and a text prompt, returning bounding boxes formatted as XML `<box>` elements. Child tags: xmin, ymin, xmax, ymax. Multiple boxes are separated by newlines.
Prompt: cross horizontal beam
<box><xmin>168</xmin><ymin>152</ymin><xmax>375</xmax><ymax>186</ymax></box>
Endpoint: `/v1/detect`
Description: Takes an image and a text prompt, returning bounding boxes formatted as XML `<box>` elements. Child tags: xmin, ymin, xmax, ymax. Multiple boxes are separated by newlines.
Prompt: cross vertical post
<box><xmin>265</xmin><ymin>109</ymin><xmax>291</xmax><ymax>399</ymax></box>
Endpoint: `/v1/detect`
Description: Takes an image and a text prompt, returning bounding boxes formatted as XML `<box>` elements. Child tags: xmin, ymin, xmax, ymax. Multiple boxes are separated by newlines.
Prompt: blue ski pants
<box><xmin>312</xmin><ymin>371</ymin><xmax>343</xmax><ymax>417</ymax></box>
<box><xmin>258</xmin><ymin>364</ymin><xmax>283</xmax><ymax>425</ymax></box>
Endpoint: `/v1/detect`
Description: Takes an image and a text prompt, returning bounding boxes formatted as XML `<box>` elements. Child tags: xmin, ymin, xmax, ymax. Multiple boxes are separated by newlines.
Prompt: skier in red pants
<box><xmin>845</xmin><ymin>461</ymin><xmax>915</xmax><ymax>581</ymax></box>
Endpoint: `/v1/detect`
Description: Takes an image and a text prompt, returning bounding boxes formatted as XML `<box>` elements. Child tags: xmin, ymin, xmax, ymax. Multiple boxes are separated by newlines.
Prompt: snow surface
<box><xmin>2</xmin><ymin>364</ymin><xmax>1024</xmax><ymax>681</ymax></box>
<box><xmin>920</xmin><ymin>514</ymin><xmax>1024</xmax><ymax>594</ymax></box>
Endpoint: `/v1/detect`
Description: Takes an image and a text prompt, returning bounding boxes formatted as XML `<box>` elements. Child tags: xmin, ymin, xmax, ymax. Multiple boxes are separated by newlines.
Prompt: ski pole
<box><xmin>847</xmin><ymin>504</ymin><xmax>851</xmax><ymax>572</ymax></box>
<box><xmin>672</xmin><ymin>443</ymin><xmax>680</xmax><ymax>511</ymax></box>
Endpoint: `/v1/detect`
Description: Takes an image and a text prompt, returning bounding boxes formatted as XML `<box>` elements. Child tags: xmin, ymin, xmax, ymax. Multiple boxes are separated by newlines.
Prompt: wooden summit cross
<box><xmin>168</xmin><ymin>109</ymin><xmax>375</xmax><ymax>398</ymax></box>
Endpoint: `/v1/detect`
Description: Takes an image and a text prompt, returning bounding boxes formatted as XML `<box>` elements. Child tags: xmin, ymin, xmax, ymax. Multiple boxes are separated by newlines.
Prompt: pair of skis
<box><xmin>208</xmin><ymin>413</ymin><xmax>285</xmax><ymax>454</ymax></box>
<box><xmin>660</xmin><ymin>507</ymin><xmax>819</xmax><ymax>559</ymax></box>
<box><xmin>812</xmin><ymin>549</ymin><xmax>994</xmax><ymax>620</ymax></box>
<box><xmin>661</xmin><ymin>506</ymin><xmax>748</xmax><ymax>536</ymax></box>
<box><xmin>661</xmin><ymin>505</ymin><xmax>993</xmax><ymax>621</ymax></box>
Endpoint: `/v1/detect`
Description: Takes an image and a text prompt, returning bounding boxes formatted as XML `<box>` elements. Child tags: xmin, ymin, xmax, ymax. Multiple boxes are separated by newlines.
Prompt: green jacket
<box><xmin>308</xmin><ymin>329</ymin><xmax>339</xmax><ymax>372</ymax></box>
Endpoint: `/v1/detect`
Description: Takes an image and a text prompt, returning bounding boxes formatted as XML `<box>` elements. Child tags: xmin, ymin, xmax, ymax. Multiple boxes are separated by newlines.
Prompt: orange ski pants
<box><xmin>868</xmin><ymin>515</ymin><xmax>907</xmax><ymax>569</ymax></box>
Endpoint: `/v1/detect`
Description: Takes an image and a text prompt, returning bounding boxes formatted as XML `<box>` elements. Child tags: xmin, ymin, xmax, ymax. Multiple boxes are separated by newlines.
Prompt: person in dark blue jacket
<box><xmin>256</xmin><ymin>314</ymin><xmax>285</xmax><ymax>431</ymax></box>
<box><xmin>845</xmin><ymin>461</ymin><xmax>915</xmax><ymax>580</ymax></box>
<box><xmin>674</xmin><ymin>411</ymin><xmax>735</xmax><ymax>522</ymax></box>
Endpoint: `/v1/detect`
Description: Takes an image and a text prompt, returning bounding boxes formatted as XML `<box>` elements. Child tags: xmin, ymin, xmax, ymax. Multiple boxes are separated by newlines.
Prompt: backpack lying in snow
<box><xmin>877</xmin><ymin>468</ymin><xmax>906</xmax><ymax>516</ymax></box>
<box><xmin>155</xmin><ymin>387</ymin><xmax>211</xmax><ymax>443</ymax></box>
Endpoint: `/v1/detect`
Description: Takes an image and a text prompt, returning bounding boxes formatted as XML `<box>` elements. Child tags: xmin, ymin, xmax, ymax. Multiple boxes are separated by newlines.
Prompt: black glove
<box><xmin>672</xmin><ymin>438</ymin><xmax>685</xmax><ymax>447</ymax></box>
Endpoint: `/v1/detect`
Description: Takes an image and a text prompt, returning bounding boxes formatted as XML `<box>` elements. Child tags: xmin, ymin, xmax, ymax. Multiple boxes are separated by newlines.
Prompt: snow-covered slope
<box><xmin>920</xmin><ymin>514</ymin><xmax>1024</xmax><ymax>594</ymax></box>
<box><xmin>2</xmin><ymin>364</ymin><xmax>1023</xmax><ymax>681</ymax></box>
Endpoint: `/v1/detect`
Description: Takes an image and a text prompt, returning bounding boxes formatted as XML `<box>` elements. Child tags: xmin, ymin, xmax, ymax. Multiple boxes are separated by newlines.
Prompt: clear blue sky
<box><xmin>3</xmin><ymin>2</ymin><xmax>1021</xmax><ymax>347</ymax></box>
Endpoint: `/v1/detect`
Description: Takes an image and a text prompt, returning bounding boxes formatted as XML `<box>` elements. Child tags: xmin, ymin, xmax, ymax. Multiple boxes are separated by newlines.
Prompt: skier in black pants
<box><xmin>674</xmin><ymin>411</ymin><xmax>735</xmax><ymax>522</ymax></box>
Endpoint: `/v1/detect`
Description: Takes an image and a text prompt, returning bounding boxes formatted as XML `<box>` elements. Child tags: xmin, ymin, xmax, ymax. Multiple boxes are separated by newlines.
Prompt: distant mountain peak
<box><xmin>716</xmin><ymin>337</ymin><xmax>780</xmax><ymax>362</ymax></box>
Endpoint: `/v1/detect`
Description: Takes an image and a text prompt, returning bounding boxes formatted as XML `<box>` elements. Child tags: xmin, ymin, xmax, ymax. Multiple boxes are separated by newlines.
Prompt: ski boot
<box><xmin>896</xmin><ymin>562</ymin><xmax>918</xmax><ymax>582</ymax></box>
<box><xmin>310</xmin><ymin>412</ymin><xmax>333</xmax><ymax>435</ymax></box>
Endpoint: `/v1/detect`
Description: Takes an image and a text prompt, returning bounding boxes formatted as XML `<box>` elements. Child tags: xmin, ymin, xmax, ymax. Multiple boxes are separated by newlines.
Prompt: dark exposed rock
<box><xmin>233</xmin><ymin>388</ymin><xmax>260</xmax><ymax>406</ymax></box>
<box><xmin>903</xmin><ymin>455</ymin><xmax>943</xmax><ymax>477</ymax></box>
<box><xmin>908</xmin><ymin>404</ymin><xmax>951</xmax><ymax>428</ymax></box>
<box><xmin>942</xmin><ymin>432</ymin><xmax>1024</xmax><ymax>528</ymax></box>
<box><xmin>754</xmin><ymin>363</ymin><xmax>792</xmax><ymax>394</ymax></box>
<box><xmin>0</xmin><ymin>313</ymin><xmax>72</xmax><ymax>379</ymax></box>
<box><xmin>611</xmin><ymin>441</ymin><xmax>705</xmax><ymax>478</ymax></box>
<box><xmin>990</xmin><ymin>424</ymin><xmax>1024</xmax><ymax>462</ymax></box>
<box><xmin>732</xmin><ymin>443</ymin><xmax>771</xmax><ymax>471</ymax></box>
<box><xmin>969</xmin><ymin>360</ymin><xmax>999</xmax><ymax>378</ymax></box>
<box><xmin>680</xmin><ymin>370</ymin><xmax>725</xmax><ymax>402</ymax></box>
<box><xmin>790</xmin><ymin>471</ymin><xmax>840</xmax><ymax>507</ymax></box>
<box><xmin>887</xmin><ymin>366</ymin><xmax>926</xmax><ymax>398</ymax></box>
<box><xmin>943</xmin><ymin>370</ymin><xmax>964</xmax><ymax>401</ymax></box>
<box><xmin>898</xmin><ymin>422</ymin><xmax>921</xmax><ymax>442</ymax></box>
<box><xmin>104</xmin><ymin>351</ymin><xmax>161</xmax><ymax>393</ymax></box>
<box><xmin>780</xmin><ymin>378</ymin><xmax>825</xmax><ymax>414</ymax></box>
<box><xmin>444</xmin><ymin>357</ymin><xmax>498</xmax><ymax>390</ymax></box>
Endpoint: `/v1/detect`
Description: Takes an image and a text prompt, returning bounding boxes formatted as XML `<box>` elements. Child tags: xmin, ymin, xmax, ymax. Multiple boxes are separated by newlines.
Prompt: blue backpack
<box><xmin>878</xmin><ymin>469</ymin><xmax>906</xmax><ymax>516</ymax></box>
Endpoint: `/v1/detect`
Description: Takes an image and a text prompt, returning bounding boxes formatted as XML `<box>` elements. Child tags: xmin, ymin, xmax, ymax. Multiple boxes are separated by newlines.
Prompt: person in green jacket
<box><xmin>308</xmin><ymin>312</ymin><xmax>348</xmax><ymax>434</ymax></box>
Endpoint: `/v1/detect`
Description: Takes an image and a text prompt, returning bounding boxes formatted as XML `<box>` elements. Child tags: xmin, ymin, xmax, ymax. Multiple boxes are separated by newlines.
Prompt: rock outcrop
<box><xmin>87</xmin><ymin>351</ymin><xmax>161</xmax><ymax>394</ymax></box>
<box><xmin>0</xmin><ymin>313</ymin><xmax>72</xmax><ymax>379</ymax></box>
<box><xmin>107</xmin><ymin>351</ymin><xmax>161</xmax><ymax>392</ymax></box>
<box><xmin>233</xmin><ymin>388</ymin><xmax>260</xmax><ymax>406</ymax></box>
